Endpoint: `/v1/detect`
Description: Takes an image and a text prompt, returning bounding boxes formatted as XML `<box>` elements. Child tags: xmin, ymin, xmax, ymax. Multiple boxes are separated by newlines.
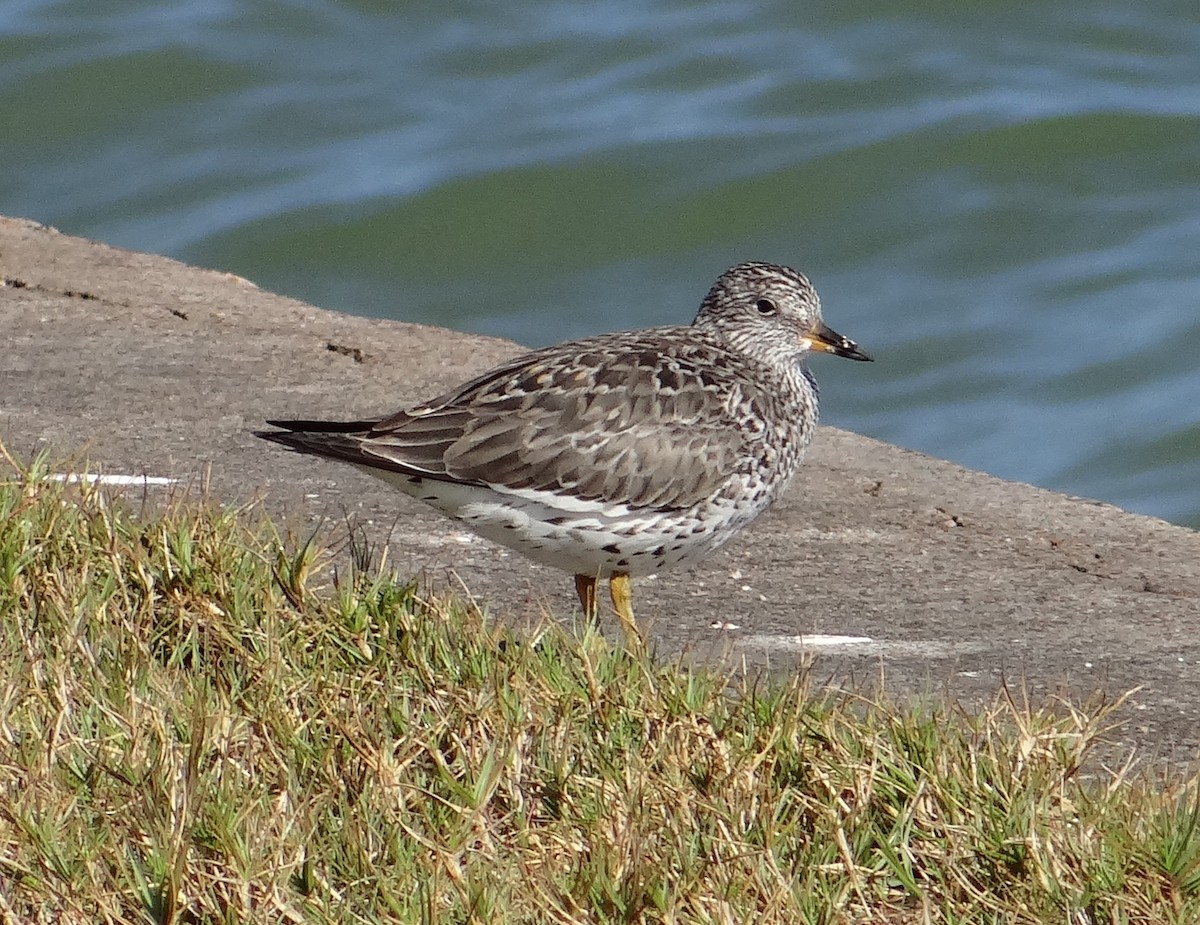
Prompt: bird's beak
<box><xmin>810</xmin><ymin>322</ymin><xmax>872</xmax><ymax>362</ymax></box>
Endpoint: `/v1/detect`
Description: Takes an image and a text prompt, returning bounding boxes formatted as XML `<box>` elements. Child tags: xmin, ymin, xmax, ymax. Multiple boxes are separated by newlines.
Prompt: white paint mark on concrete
<box><xmin>798</xmin><ymin>634</ymin><xmax>874</xmax><ymax>647</ymax></box>
<box><xmin>50</xmin><ymin>473</ymin><xmax>177</xmax><ymax>487</ymax></box>
<box><xmin>743</xmin><ymin>634</ymin><xmax>990</xmax><ymax>658</ymax></box>
<box><xmin>744</xmin><ymin>633</ymin><xmax>873</xmax><ymax>650</ymax></box>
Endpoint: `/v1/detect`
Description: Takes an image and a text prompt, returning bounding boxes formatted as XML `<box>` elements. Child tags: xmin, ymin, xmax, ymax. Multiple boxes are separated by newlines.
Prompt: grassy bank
<box><xmin>1</xmin><ymin>449</ymin><xmax>1198</xmax><ymax>924</ymax></box>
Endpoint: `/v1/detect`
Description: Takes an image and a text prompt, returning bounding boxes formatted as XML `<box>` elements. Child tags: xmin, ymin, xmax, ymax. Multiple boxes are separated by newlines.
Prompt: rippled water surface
<box><xmin>3</xmin><ymin>1</ymin><xmax>1198</xmax><ymax>526</ymax></box>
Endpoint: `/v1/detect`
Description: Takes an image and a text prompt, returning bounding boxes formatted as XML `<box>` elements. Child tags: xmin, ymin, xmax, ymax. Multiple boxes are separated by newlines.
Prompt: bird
<box><xmin>256</xmin><ymin>262</ymin><xmax>871</xmax><ymax>639</ymax></box>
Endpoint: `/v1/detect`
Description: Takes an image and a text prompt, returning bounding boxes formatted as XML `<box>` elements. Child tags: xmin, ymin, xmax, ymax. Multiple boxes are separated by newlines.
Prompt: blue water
<box><xmin>2</xmin><ymin>0</ymin><xmax>1198</xmax><ymax>526</ymax></box>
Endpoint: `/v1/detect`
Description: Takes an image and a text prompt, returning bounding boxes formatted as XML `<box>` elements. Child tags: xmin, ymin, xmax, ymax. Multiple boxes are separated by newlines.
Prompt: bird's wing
<box><xmin>350</xmin><ymin>334</ymin><xmax>777</xmax><ymax>511</ymax></box>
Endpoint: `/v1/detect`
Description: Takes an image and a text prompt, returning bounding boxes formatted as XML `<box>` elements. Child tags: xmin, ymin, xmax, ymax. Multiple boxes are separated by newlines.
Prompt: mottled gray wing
<box><xmin>356</xmin><ymin>332</ymin><xmax>773</xmax><ymax>511</ymax></box>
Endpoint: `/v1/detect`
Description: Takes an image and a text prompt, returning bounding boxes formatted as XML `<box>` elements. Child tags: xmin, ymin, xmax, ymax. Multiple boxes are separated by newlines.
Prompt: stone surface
<box><xmin>3</xmin><ymin>214</ymin><xmax>1198</xmax><ymax>762</ymax></box>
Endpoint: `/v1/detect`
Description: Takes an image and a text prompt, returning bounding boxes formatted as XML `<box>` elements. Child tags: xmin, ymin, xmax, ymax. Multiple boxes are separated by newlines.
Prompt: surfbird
<box><xmin>256</xmin><ymin>262</ymin><xmax>871</xmax><ymax>638</ymax></box>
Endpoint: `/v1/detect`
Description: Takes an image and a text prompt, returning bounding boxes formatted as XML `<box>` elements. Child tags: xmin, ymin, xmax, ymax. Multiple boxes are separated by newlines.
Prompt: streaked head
<box><xmin>695</xmin><ymin>261</ymin><xmax>872</xmax><ymax>366</ymax></box>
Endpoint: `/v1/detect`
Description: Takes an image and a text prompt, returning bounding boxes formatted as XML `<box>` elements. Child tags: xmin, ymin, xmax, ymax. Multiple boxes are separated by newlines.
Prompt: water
<box><xmin>3</xmin><ymin>0</ymin><xmax>1198</xmax><ymax>527</ymax></box>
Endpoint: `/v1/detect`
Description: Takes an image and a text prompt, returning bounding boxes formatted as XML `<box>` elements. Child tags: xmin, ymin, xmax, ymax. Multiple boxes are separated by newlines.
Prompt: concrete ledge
<box><xmin>3</xmin><ymin>214</ymin><xmax>1198</xmax><ymax>759</ymax></box>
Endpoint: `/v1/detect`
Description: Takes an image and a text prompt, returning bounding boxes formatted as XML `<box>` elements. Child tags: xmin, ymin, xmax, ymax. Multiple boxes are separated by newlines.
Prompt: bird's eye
<box><xmin>755</xmin><ymin>298</ymin><xmax>778</xmax><ymax>315</ymax></box>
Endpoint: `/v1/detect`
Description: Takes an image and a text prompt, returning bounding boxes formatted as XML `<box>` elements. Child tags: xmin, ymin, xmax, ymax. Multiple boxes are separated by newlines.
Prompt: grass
<box><xmin>1</xmin><ymin>447</ymin><xmax>1200</xmax><ymax>924</ymax></box>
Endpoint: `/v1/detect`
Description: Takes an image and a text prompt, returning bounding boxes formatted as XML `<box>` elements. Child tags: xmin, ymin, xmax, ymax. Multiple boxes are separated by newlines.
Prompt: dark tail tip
<box><xmin>261</xmin><ymin>418</ymin><xmax>379</xmax><ymax>434</ymax></box>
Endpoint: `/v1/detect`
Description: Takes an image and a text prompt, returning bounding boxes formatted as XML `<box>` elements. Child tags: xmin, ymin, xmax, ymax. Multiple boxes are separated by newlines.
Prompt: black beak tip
<box><xmin>829</xmin><ymin>336</ymin><xmax>872</xmax><ymax>362</ymax></box>
<box><xmin>817</xmin><ymin>323</ymin><xmax>873</xmax><ymax>362</ymax></box>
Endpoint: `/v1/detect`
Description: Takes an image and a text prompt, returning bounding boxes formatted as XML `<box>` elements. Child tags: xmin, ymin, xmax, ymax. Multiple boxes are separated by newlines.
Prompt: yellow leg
<box><xmin>575</xmin><ymin>573</ymin><xmax>598</xmax><ymax>619</ymax></box>
<box><xmin>608</xmin><ymin>572</ymin><xmax>643</xmax><ymax>645</ymax></box>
